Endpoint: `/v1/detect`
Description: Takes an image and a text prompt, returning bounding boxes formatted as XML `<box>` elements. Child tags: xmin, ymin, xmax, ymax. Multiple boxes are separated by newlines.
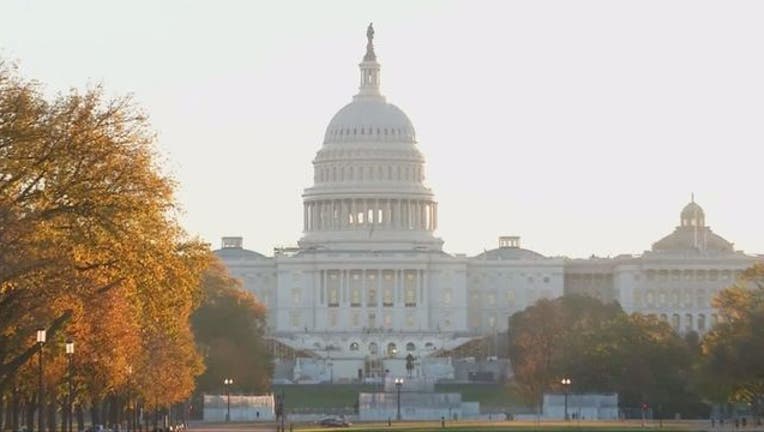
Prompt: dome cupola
<box><xmin>680</xmin><ymin>194</ymin><xmax>705</xmax><ymax>227</ymax></box>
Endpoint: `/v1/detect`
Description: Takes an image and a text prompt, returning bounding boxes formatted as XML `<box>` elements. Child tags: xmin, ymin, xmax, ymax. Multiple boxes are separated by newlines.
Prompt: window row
<box><xmin>305</xmin><ymin>199</ymin><xmax>437</xmax><ymax>231</ymax></box>
<box><xmin>315</xmin><ymin>163</ymin><xmax>423</xmax><ymax>183</ymax></box>
<box><xmin>646</xmin><ymin>312</ymin><xmax>718</xmax><ymax>333</ymax></box>
<box><xmin>635</xmin><ymin>288</ymin><xmax>711</xmax><ymax>308</ymax></box>
<box><xmin>327</xmin><ymin>126</ymin><xmax>414</xmax><ymax>139</ymax></box>
<box><xmin>644</xmin><ymin>269</ymin><xmax>743</xmax><ymax>282</ymax></box>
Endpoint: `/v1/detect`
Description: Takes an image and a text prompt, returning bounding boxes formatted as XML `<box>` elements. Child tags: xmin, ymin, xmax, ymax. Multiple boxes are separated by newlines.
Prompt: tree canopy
<box><xmin>507</xmin><ymin>295</ymin><xmax>701</xmax><ymax>415</ymax></box>
<box><xmin>191</xmin><ymin>259</ymin><xmax>272</xmax><ymax>394</ymax></box>
<box><xmin>0</xmin><ymin>60</ymin><xmax>211</xmax><ymax>428</ymax></box>
<box><xmin>701</xmin><ymin>263</ymin><xmax>764</xmax><ymax>415</ymax></box>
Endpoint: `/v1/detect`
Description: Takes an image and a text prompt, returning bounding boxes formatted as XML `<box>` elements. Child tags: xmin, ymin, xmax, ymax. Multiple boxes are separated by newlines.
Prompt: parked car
<box><xmin>317</xmin><ymin>416</ymin><xmax>351</xmax><ymax>427</ymax></box>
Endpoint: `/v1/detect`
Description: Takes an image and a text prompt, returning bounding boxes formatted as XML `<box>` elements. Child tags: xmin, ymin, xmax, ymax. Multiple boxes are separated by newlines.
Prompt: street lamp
<box><xmin>36</xmin><ymin>328</ymin><xmax>46</xmax><ymax>432</ymax></box>
<box><xmin>125</xmin><ymin>365</ymin><xmax>133</xmax><ymax>432</ymax></box>
<box><xmin>223</xmin><ymin>378</ymin><xmax>233</xmax><ymax>422</ymax></box>
<box><xmin>561</xmin><ymin>378</ymin><xmax>572</xmax><ymax>421</ymax></box>
<box><xmin>65</xmin><ymin>340</ymin><xmax>74</xmax><ymax>432</ymax></box>
<box><xmin>394</xmin><ymin>378</ymin><xmax>404</xmax><ymax>421</ymax></box>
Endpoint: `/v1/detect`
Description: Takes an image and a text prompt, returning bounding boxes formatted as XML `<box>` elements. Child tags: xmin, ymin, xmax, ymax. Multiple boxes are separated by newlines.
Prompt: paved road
<box><xmin>188</xmin><ymin>422</ymin><xmax>276</xmax><ymax>432</ymax></box>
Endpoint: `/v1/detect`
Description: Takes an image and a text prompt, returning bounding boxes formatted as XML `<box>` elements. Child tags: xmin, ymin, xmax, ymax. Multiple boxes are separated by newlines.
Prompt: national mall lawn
<box><xmin>288</xmin><ymin>419</ymin><xmax>717</xmax><ymax>432</ymax></box>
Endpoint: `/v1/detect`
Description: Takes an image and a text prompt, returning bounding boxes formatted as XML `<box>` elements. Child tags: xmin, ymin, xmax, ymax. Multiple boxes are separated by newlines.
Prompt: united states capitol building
<box><xmin>216</xmin><ymin>26</ymin><xmax>761</xmax><ymax>384</ymax></box>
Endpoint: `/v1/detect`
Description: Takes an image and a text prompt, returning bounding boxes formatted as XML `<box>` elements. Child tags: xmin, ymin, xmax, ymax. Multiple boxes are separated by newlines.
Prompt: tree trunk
<box><xmin>107</xmin><ymin>395</ymin><xmax>118</xmax><ymax>428</ymax></box>
<box><xmin>11</xmin><ymin>392</ymin><xmax>19</xmax><ymax>432</ymax></box>
<box><xmin>76</xmin><ymin>405</ymin><xmax>84</xmax><ymax>432</ymax></box>
<box><xmin>61</xmin><ymin>398</ymin><xmax>67</xmax><ymax>432</ymax></box>
<box><xmin>48</xmin><ymin>399</ymin><xmax>56</xmax><ymax>432</ymax></box>
<box><xmin>26</xmin><ymin>397</ymin><xmax>36</xmax><ymax>432</ymax></box>
<box><xmin>90</xmin><ymin>401</ymin><xmax>99</xmax><ymax>428</ymax></box>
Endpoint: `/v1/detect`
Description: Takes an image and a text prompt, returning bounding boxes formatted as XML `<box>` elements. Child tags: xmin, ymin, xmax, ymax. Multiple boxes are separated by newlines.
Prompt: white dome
<box><xmin>323</xmin><ymin>98</ymin><xmax>416</xmax><ymax>144</ymax></box>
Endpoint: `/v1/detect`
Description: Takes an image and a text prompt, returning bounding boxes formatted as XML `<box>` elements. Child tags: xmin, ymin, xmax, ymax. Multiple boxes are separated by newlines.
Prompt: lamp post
<box><xmin>65</xmin><ymin>340</ymin><xmax>74</xmax><ymax>432</ymax></box>
<box><xmin>125</xmin><ymin>365</ymin><xmax>133</xmax><ymax>432</ymax></box>
<box><xmin>394</xmin><ymin>378</ymin><xmax>404</xmax><ymax>421</ymax></box>
<box><xmin>560</xmin><ymin>378</ymin><xmax>572</xmax><ymax>421</ymax></box>
<box><xmin>36</xmin><ymin>328</ymin><xmax>46</xmax><ymax>432</ymax></box>
<box><xmin>223</xmin><ymin>379</ymin><xmax>233</xmax><ymax>422</ymax></box>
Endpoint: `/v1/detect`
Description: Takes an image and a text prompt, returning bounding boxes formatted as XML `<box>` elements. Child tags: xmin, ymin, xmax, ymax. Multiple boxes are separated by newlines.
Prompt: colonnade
<box><xmin>304</xmin><ymin>198</ymin><xmax>437</xmax><ymax>232</ymax></box>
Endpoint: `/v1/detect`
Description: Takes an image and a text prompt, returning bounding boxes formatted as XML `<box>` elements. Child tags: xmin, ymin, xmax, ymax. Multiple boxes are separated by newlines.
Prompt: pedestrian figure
<box><xmin>735</xmin><ymin>418</ymin><xmax>739</xmax><ymax>428</ymax></box>
<box><xmin>742</xmin><ymin>417</ymin><xmax>747</xmax><ymax>428</ymax></box>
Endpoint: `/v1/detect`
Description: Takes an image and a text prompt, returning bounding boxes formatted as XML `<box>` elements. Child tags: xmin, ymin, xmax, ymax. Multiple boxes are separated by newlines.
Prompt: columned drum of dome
<box><xmin>300</xmin><ymin>24</ymin><xmax>443</xmax><ymax>251</ymax></box>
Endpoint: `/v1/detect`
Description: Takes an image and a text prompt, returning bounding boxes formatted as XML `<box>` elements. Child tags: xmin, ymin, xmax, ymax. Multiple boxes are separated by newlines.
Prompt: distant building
<box><xmin>565</xmin><ymin>198</ymin><xmax>758</xmax><ymax>334</ymax></box>
<box><xmin>215</xmin><ymin>26</ymin><xmax>762</xmax><ymax>383</ymax></box>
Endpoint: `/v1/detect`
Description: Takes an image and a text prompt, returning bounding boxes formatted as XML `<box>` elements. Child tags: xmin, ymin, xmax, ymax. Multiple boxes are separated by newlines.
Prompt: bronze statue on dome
<box><xmin>364</xmin><ymin>22</ymin><xmax>376</xmax><ymax>61</ymax></box>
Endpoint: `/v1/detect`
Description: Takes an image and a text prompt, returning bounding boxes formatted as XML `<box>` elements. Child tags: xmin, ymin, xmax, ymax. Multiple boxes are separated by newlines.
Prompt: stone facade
<box><xmin>215</xmin><ymin>27</ymin><xmax>762</xmax><ymax>382</ymax></box>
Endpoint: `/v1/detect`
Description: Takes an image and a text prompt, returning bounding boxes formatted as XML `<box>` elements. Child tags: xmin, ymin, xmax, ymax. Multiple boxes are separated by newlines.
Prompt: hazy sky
<box><xmin>2</xmin><ymin>1</ymin><xmax>762</xmax><ymax>258</ymax></box>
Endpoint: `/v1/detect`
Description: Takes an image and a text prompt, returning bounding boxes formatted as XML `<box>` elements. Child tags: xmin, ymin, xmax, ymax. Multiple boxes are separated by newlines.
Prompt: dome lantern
<box><xmin>357</xmin><ymin>23</ymin><xmax>382</xmax><ymax>100</ymax></box>
<box><xmin>680</xmin><ymin>194</ymin><xmax>705</xmax><ymax>228</ymax></box>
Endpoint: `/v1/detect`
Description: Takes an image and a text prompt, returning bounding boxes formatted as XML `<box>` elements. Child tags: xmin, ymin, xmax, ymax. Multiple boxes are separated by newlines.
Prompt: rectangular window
<box><xmin>350</xmin><ymin>270</ymin><xmax>362</xmax><ymax>307</ymax></box>
<box><xmin>404</xmin><ymin>270</ymin><xmax>417</xmax><ymax>307</ymax></box>
<box><xmin>327</xmin><ymin>271</ymin><xmax>340</xmax><ymax>307</ymax></box>
<box><xmin>367</xmin><ymin>272</ymin><xmax>378</xmax><ymax>306</ymax></box>
<box><xmin>486</xmin><ymin>293</ymin><xmax>496</xmax><ymax>306</ymax></box>
<box><xmin>289</xmin><ymin>311</ymin><xmax>301</xmax><ymax>328</ymax></box>
<box><xmin>383</xmin><ymin>270</ymin><xmax>394</xmax><ymax>306</ymax></box>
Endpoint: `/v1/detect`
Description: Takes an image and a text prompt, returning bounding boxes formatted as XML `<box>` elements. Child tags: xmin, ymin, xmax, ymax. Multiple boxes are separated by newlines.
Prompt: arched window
<box><xmin>685</xmin><ymin>314</ymin><xmax>693</xmax><ymax>332</ymax></box>
<box><xmin>387</xmin><ymin>342</ymin><xmax>397</xmax><ymax>357</ymax></box>
<box><xmin>697</xmin><ymin>314</ymin><xmax>706</xmax><ymax>332</ymax></box>
<box><xmin>369</xmin><ymin>342</ymin><xmax>378</xmax><ymax>355</ymax></box>
<box><xmin>671</xmin><ymin>314</ymin><xmax>680</xmax><ymax>331</ymax></box>
<box><xmin>406</xmin><ymin>342</ymin><xmax>416</xmax><ymax>352</ymax></box>
<box><xmin>425</xmin><ymin>342</ymin><xmax>434</xmax><ymax>350</ymax></box>
<box><xmin>350</xmin><ymin>342</ymin><xmax>359</xmax><ymax>351</ymax></box>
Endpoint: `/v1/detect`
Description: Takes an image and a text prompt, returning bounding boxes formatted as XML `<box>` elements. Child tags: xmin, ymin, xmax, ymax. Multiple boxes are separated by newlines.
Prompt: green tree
<box><xmin>701</xmin><ymin>263</ymin><xmax>764</xmax><ymax>418</ymax></box>
<box><xmin>191</xmin><ymin>259</ymin><xmax>272</xmax><ymax>394</ymax></box>
<box><xmin>507</xmin><ymin>295</ymin><xmax>702</xmax><ymax>416</ymax></box>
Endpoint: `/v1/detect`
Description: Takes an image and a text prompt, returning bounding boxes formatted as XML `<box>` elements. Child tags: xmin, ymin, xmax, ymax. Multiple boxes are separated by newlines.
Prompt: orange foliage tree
<box><xmin>0</xmin><ymin>60</ymin><xmax>211</xmax><ymax>430</ymax></box>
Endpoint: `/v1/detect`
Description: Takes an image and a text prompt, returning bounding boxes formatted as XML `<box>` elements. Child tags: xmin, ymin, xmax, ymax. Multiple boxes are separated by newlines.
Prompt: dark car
<box><xmin>318</xmin><ymin>416</ymin><xmax>352</xmax><ymax>427</ymax></box>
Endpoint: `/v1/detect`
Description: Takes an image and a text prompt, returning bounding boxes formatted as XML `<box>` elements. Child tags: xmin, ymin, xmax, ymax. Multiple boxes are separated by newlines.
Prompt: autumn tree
<box><xmin>507</xmin><ymin>295</ymin><xmax>621</xmax><ymax>410</ymax></box>
<box><xmin>507</xmin><ymin>295</ymin><xmax>701</xmax><ymax>416</ymax></box>
<box><xmin>0</xmin><ymin>60</ymin><xmax>210</xmax><ymax>430</ymax></box>
<box><xmin>191</xmin><ymin>259</ymin><xmax>272</xmax><ymax>394</ymax></box>
<box><xmin>701</xmin><ymin>263</ymin><xmax>764</xmax><ymax>419</ymax></box>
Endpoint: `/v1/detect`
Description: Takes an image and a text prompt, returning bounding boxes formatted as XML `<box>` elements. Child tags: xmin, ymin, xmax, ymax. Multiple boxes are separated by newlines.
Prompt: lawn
<box><xmin>291</xmin><ymin>419</ymin><xmax>705</xmax><ymax>432</ymax></box>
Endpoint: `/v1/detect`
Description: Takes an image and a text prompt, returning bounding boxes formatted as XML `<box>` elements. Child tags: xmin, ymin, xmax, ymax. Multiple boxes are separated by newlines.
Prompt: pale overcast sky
<box><xmin>2</xmin><ymin>1</ymin><xmax>762</xmax><ymax>258</ymax></box>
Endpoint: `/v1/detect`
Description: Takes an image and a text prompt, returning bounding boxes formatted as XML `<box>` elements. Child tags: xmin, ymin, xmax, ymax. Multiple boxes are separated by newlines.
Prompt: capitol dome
<box><xmin>299</xmin><ymin>24</ymin><xmax>442</xmax><ymax>252</ymax></box>
<box><xmin>323</xmin><ymin>99</ymin><xmax>416</xmax><ymax>144</ymax></box>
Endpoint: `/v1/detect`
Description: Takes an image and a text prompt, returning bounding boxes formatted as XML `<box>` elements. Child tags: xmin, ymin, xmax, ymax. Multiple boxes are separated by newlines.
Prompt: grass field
<box><xmin>290</xmin><ymin>419</ymin><xmax>712</xmax><ymax>432</ymax></box>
